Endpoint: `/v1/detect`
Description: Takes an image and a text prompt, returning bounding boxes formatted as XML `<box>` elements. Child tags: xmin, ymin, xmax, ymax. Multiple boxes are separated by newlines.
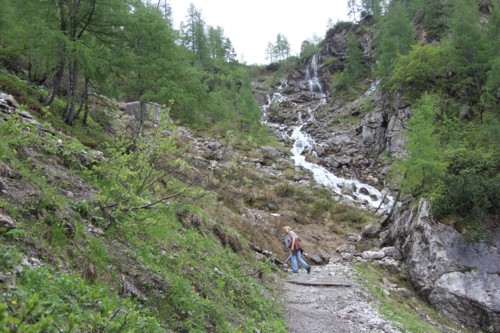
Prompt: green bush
<box><xmin>432</xmin><ymin>173</ymin><xmax>500</xmax><ymax>228</ymax></box>
<box><xmin>446</xmin><ymin>148</ymin><xmax>499</xmax><ymax>178</ymax></box>
<box><xmin>388</xmin><ymin>44</ymin><xmax>449</xmax><ymax>98</ymax></box>
<box><xmin>275</xmin><ymin>183</ymin><xmax>296</xmax><ymax>197</ymax></box>
<box><xmin>0</xmin><ymin>264</ymin><xmax>162</xmax><ymax>332</ymax></box>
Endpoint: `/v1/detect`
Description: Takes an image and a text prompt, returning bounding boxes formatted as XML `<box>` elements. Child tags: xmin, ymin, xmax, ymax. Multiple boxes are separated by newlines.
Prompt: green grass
<box><xmin>0</xmin><ymin>245</ymin><xmax>163</xmax><ymax>332</ymax></box>
<box><xmin>0</xmin><ymin>108</ymin><xmax>287</xmax><ymax>332</ymax></box>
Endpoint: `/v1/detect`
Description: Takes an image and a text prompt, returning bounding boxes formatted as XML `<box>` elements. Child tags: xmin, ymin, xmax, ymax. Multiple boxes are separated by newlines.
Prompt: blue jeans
<box><xmin>291</xmin><ymin>250</ymin><xmax>309</xmax><ymax>273</ymax></box>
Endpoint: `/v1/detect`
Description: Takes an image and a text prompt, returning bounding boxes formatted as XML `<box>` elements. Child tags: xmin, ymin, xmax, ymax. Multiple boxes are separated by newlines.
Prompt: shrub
<box><xmin>432</xmin><ymin>173</ymin><xmax>500</xmax><ymax>232</ymax></box>
<box><xmin>326</xmin><ymin>21</ymin><xmax>354</xmax><ymax>38</ymax></box>
<box><xmin>275</xmin><ymin>183</ymin><xmax>296</xmax><ymax>197</ymax></box>
<box><xmin>446</xmin><ymin>148</ymin><xmax>499</xmax><ymax>178</ymax></box>
<box><xmin>388</xmin><ymin>43</ymin><xmax>449</xmax><ymax>98</ymax></box>
<box><xmin>0</xmin><ymin>265</ymin><xmax>162</xmax><ymax>332</ymax></box>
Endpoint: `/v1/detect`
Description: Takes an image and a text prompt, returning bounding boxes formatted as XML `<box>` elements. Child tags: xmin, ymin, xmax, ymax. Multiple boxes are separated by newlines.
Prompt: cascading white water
<box><xmin>289</xmin><ymin>115</ymin><xmax>394</xmax><ymax>213</ymax></box>
<box><xmin>305</xmin><ymin>54</ymin><xmax>323</xmax><ymax>93</ymax></box>
<box><xmin>261</xmin><ymin>69</ymin><xmax>394</xmax><ymax>214</ymax></box>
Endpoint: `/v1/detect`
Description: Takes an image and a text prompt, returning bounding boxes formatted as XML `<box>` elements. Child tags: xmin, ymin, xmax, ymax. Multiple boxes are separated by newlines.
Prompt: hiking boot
<box><xmin>306</xmin><ymin>266</ymin><xmax>311</xmax><ymax>274</ymax></box>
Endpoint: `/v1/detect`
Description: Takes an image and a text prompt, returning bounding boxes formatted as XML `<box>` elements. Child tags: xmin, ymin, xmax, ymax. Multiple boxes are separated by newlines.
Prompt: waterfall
<box><xmin>305</xmin><ymin>54</ymin><xmax>323</xmax><ymax>94</ymax></box>
<box><xmin>261</xmin><ymin>78</ymin><xmax>395</xmax><ymax>214</ymax></box>
<box><xmin>289</xmin><ymin>117</ymin><xmax>394</xmax><ymax>213</ymax></box>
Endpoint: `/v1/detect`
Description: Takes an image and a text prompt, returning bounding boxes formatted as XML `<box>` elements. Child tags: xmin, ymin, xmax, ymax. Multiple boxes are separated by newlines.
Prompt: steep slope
<box><xmin>1</xmin><ymin>69</ymin><xmax>468</xmax><ymax>332</ymax></box>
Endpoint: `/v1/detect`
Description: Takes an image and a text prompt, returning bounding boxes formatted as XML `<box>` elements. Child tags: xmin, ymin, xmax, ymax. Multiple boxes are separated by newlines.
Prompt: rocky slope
<box><xmin>0</xmin><ymin>82</ymin><xmax>470</xmax><ymax>333</ymax></box>
<box><xmin>252</xmin><ymin>17</ymin><xmax>500</xmax><ymax>332</ymax></box>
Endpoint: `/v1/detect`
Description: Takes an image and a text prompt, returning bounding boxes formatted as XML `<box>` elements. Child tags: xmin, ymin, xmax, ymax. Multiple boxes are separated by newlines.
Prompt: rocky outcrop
<box><xmin>380</xmin><ymin>199</ymin><xmax>500</xmax><ymax>332</ymax></box>
<box><xmin>256</xmin><ymin>16</ymin><xmax>410</xmax><ymax>192</ymax></box>
<box><xmin>119</xmin><ymin>101</ymin><xmax>164</xmax><ymax>124</ymax></box>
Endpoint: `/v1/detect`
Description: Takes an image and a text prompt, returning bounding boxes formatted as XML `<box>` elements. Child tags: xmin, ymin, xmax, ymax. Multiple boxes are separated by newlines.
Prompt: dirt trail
<box><xmin>283</xmin><ymin>258</ymin><xmax>401</xmax><ymax>333</ymax></box>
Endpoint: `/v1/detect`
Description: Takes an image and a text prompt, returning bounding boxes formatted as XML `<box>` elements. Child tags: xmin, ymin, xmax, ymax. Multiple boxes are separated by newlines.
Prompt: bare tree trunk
<box><xmin>382</xmin><ymin>190</ymin><xmax>401</xmax><ymax>229</ymax></box>
<box><xmin>82</xmin><ymin>77</ymin><xmax>90</xmax><ymax>126</ymax></box>
<box><xmin>63</xmin><ymin>56</ymin><xmax>78</xmax><ymax>125</ymax></box>
<box><xmin>43</xmin><ymin>0</ymin><xmax>68</xmax><ymax>107</ymax></box>
<box><xmin>43</xmin><ymin>51</ymin><xmax>66</xmax><ymax>107</ymax></box>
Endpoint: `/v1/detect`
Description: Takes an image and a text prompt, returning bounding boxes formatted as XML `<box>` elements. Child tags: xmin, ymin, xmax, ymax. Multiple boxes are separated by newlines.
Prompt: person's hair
<box><xmin>283</xmin><ymin>226</ymin><xmax>291</xmax><ymax>233</ymax></box>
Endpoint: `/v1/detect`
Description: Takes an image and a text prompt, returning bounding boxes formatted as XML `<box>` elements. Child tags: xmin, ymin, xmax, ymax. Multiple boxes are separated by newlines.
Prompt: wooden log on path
<box><xmin>285</xmin><ymin>280</ymin><xmax>351</xmax><ymax>287</ymax></box>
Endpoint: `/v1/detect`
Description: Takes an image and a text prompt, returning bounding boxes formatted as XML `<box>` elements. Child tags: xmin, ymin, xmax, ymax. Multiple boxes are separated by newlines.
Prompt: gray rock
<box><xmin>0</xmin><ymin>212</ymin><xmax>16</xmax><ymax>231</ymax></box>
<box><xmin>362</xmin><ymin>223</ymin><xmax>381</xmax><ymax>238</ymax></box>
<box><xmin>381</xmin><ymin>199</ymin><xmax>500</xmax><ymax>332</ymax></box>
<box><xmin>361</xmin><ymin>250</ymin><xmax>386</xmax><ymax>260</ymax></box>
<box><xmin>260</xmin><ymin>145</ymin><xmax>281</xmax><ymax>158</ymax></box>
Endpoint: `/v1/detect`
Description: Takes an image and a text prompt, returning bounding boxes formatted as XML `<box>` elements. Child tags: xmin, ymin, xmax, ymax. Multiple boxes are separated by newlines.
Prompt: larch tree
<box><xmin>180</xmin><ymin>3</ymin><xmax>209</xmax><ymax>63</ymax></box>
<box><xmin>344</xmin><ymin>30</ymin><xmax>367</xmax><ymax>83</ymax></box>
<box><xmin>0</xmin><ymin>0</ymin><xmax>14</xmax><ymax>57</ymax></box>
<box><xmin>481</xmin><ymin>0</ymin><xmax>500</xmax><ymax>115</ymax></box>
<box><xmin>421</xmin><ymin>0</ymin><xmax>452</xmax><ymax>41</ymax></box>
<box><xmin>448</xmin><ymin>0</ymin><xmax>487</xmax><ymax>105</ymax></box>
<box><xmin>265</xmin><ymin>42</ymin><xmax>275</xmax><ymax>63</ymax></box>
<box><xmin>375</xmin><ymin>0</ymin><xmax>414</xmax><ymax>80</ymax></box>
<box><xmin>207</xmin><ymin>26</ymin><xmax>236</xmax><ymax>63</ymax></box>
<box><xmin>360</xmin><ymin>0</ymin><xmax>385</xmax><ymax>19</ymax></box>
<box><xmin>274</xmin><ymin>33</ymin><xmax>291</xmax><ymax>61</ymax></box>
<box><xmin>32</xmin><ymin>0</ymin><xmax>129</xmax><ymax>125</ymax></box>
<box><xmin>122</xmin><ymin>3</ymin><xmax>174</xmax><ymax>134</ymax></box>
<box><xmin>398</xmin><ymin>93</ymin><xmax>447</xmax><ymax>196</ymax></box>
<box><xmin>347</xmin><ymin>0</ymin><xmax>359</xmax><ymax>22</ymax></box>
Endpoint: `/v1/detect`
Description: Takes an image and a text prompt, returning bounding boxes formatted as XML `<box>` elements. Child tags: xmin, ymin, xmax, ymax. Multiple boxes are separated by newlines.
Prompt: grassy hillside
<box><xmin>0</xmin><ymin>70</ymin><xmax>469</xmax><ymax>333</ymax></box>
<box><xmin>0</xmin><ymin>71</ymin><xmax>377</xmax><ymax>332</ymax></box>
<box><xmin>0</xmin><ymin>72</ymin><xmax>289</xmax><ymax>332</ymax></box>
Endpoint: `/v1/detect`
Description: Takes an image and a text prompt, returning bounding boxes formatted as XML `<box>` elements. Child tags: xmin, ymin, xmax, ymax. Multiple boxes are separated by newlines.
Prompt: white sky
<box><xmin>169</xmin><ymin>0</ymin><xmax>350</xmax><ymax>65</ymax></box>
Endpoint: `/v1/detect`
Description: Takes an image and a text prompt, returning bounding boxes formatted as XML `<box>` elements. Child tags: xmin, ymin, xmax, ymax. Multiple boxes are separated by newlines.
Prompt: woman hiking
<box><xmin>283</xmin><ymin>226</ymin><xmax>311</xmax><ymax>274</ymax></box>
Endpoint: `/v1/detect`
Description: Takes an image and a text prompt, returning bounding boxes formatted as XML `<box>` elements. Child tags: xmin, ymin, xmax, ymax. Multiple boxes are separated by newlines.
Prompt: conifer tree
<box><xmin>274</xmin><ymin>34</ymin><xmax>291</xmax><ymax>61</ymax></box>
<box><xmin>481</xmin><ymin>0</ymin><xmax>500</xmax><ymax>113</ymax></box>
<box><xmin>347</xmin><ymin>0</ymin><xmax>359</xmax><ymax>22</ymax></box>
<box><xmin>207</xmin><ymin>26</ymin><xmax>235</xmax><ymax>62</ymax></box>
<box><xmin>375</xmin><ymin>1</ymin><xmax>414</xmax><ymax>80</ymax></box>
<box><xmin>180</xmin><ymin>3</ymin><xmax>209</xmax><ymax>63</ymax></box>
<box><xmin>421</xmin><ymin>0</ymin><xmax>452</xmax><ymax>41</ymax></box>
<box><xmin>265</xmin><ymin>42</ymin><xmax>275</xmax><ymax>63</ymax></box>
<box><xmin>360</xmin><ymin>0</ymin><xmax>385</xmax><ymax>19</ymax></box>
<box><xmin>0</xmin><ymin>0</ymin><xmax>13</xmax><ymax>57</ymax></box>
<box><xmin>448</xmin><ymin>0</ymin><xmax>487</xmax><ymax>104</ymax></box>
<box><xmin>397</xmin><ymin>94</ymin><xmax>447</xmax><ymax>196</ymax></box>
<box><xmin>24</xmin><ymin>0</ymin><xmax>129</xmax><ymax>125</ymax></box>
<box><xmin>344</xmin><ymin>30</ymin><xmax>367</xmax><ymax>83</ymax></box>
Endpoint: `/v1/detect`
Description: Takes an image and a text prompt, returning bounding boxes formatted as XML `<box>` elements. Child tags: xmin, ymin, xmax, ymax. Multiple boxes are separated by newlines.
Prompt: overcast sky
<box><xmin>169</xmin><ymin>0</ymin><xmax>350</xmax><ymax>65</ymax></box>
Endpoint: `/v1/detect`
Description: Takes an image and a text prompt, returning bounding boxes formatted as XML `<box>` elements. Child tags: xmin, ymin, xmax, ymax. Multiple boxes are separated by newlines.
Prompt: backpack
<box><xmin>289</xmin><ymin>231</ymin><xmax>303</xmax><ymax>253</ymax></box>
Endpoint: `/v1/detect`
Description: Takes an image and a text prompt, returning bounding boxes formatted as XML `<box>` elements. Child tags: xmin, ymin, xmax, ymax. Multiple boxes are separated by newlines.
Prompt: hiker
<box><xmin>283</xmin><ymin>226</ymin><xmax>311</xmax><ymax>274</ymax></box>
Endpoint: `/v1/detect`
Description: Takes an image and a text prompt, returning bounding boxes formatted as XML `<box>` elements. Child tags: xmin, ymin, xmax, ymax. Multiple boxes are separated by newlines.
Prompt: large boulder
<box><xmin>120</xmin><ymin>101</ymin><xmax>163</xmax><ymax>124</ymax></box>
<box><xmin>380</xmin><ymin>199</ymin><xmax>500</xmax><ymax>332</ymax></box>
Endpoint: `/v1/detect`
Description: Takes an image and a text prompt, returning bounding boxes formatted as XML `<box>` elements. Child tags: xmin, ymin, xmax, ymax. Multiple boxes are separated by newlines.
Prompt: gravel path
<box><xmin>283</xmin><ymin>260</ymin><xmax>401</xmax><ymax>333</ymax></box>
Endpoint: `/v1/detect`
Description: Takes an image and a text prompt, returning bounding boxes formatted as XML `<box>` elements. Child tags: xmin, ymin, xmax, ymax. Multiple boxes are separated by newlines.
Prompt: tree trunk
<box><xmin>43</xmin><ymin>0</ymin><xmax>68</xmax><ymax>107</ymax></box>
<box><xmin>43</xmin><ymin>53</ymin><xmax>65</xmax><ymax>107</ymax></box>
<box><xmin>63</xmin><ymin>56</ymin><xmax>78</xmax><ymax>125</ymax></box>
<box><xmin>80</xmin><ymin>76</ymin><xmax>90</xmax><ymax>126</ymax></box>
<box><xmin>63</xmin><ymin>16</ymin><xmax>79</xmax><ymax>126</ymax></box>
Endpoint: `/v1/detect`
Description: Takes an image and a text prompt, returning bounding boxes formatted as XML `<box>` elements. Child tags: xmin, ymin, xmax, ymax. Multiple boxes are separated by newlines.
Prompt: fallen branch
<box><xmin>381</xmin><ymin>189</ymin><xmax>401</xmax><ymax>228</ymax></box>
<box><xmin>285</xmin><ymin>280</ymin><xmax>351</xmax><ymax>287</ymax></box>
<box><xmin>373</xmin><ymin>188</ymin><xmax>389</xmax><ymax>215</ymax></box>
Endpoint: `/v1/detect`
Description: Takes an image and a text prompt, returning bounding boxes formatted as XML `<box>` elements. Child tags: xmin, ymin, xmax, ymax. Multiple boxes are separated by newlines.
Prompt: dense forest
<box><xmin>0</xmin><ymin>0</ymin><xmax>499</xmax><ymax>331</ymax></box>
<box><xmin>0</xmin><ymin>0</ymin><xmax>268</xmax><ymax>134</ymax></box>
